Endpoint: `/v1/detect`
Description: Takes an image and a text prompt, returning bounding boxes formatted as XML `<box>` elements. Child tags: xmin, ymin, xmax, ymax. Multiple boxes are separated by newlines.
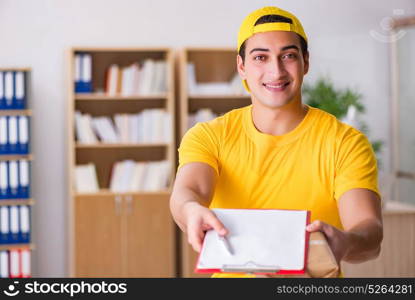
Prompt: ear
<box><xmin>236</xmin><ymin>55</ymin><xmax>246</xmax><ymax>79</ymax></box>
<box><xmin>303</xmin><ymin>52</ymin><xmax>310</xmax><ymax>75</ymax></box>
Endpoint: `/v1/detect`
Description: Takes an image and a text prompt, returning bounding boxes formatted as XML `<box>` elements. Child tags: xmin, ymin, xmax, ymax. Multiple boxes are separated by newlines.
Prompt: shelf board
<box><xmin>189</xmin><ymin>94</ymin><xmax>250</xmax><ymax>99</ymax></box>
<box><xmin>75</xmin><ymin>189</ymin><xmax>171</xmax><ymax>197</ymax></box>
<box><xmin>0</xmin><ymin>109</ymin><xmax>32</xmax><ymax>116</ymax></box>
<box><xmin>0</xmin><ymin>199</ymin><xmax>34</xmax><ymax>206</ymax></box>
<box><xmin>0</xmin><ymin>154</ymin><xmax>33</xmax><ymax>161</ymax></box>
<box><xmin>76</xmin><ymin>143</ymin><xmax>169</xmax><ymax>149</ymax></box>
<box><xmin>0</xmin><ymin>243</ymin><xmax>34</xmax><ymax>251</ymax></box>
<box><xmin>0</xmin><ymin>68</ymin><xmax>31</xmax><ymax>72</ymax></box>
<box><xmin>75</xmin><ymin>93</ymin><xmax>168</xmax><ymax>100</ymax></box>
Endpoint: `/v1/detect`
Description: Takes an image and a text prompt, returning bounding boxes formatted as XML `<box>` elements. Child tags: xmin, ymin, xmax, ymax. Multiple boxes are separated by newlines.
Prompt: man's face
<box><xmin>237</xmin><ymin>31</ymin><xmax>309</xmax><ymax>109</ymax></box>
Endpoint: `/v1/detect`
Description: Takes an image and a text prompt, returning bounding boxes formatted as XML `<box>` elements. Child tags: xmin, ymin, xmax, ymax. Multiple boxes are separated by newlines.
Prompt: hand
<box><xmin>183</xmin><ymin>202</ymin><xmax>228</xmax><ymax>253</ymax></box>
<box><xmin>306</xmin><ymin>220</ymin><xmax>351</xmax><ymax>264</ymax></box>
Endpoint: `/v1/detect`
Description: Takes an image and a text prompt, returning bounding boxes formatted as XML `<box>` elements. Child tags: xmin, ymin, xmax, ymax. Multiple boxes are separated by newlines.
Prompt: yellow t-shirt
<box><xmin>178</xmin><ymin>104</ymin><xmax>380</xmax><ymax>277</ymax></box>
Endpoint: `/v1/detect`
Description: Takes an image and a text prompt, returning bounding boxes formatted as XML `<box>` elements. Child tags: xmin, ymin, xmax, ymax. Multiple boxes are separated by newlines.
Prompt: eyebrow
<box><xmin>249</xmin><ymin>45</ymin><xmax>300</xmax><ymax>54</ymax></box>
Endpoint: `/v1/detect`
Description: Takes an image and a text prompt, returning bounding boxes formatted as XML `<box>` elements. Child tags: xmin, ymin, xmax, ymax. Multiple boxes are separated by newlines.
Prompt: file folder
<box><xmin>19</xmin><ymin>160</ymin><xmax>30</xmax><ymax>198</ymax></box>
<box><xmin>196</xmin><ymin>209</ymin><xmax>310</xmax><ymax>275</ymax></box>
<box><xmin>9</xmin><ymin>206</ymin><xmax>19</xmax><ymax>244</ymax></box>
<box><xmin>0</xmin><ymin>161</ymin><xmax>8</xmax><ymax>199</ymax></box>
<box><xmin>0</xmin><ymin>116</ymin><xmax>7</xmax><ymax>154</ymax></box>
<box><xmin>14</xmin><ymin>71</ymin><xmax>26</xmax><ymax>109</ymax></box>
<box><xmin>0</xmin><ymin>71</ymin><xmax>4</xmax><ymax>109</ymax></box>
<box><xmin>4</xmin><ymin>72</ymin><xmax>14</xmax><ymax>109</ymax></box>
<box><xmin>18</xmin><ymin>116</ymin><xmax>29</xmax><ymax>154</ymax></box>
<box><xmin>75</xmin><ymin>53</ymin><xmax>93</xmax><ymax>93</ymax></box>
<box><xmin>9</xmin><ymin>249</ymin><xmax>20</xmax><ymax>278</ymax></box>
<box><xmin>0</xmin><ymin>206</ymin><xmax>9</xmax><ymax>244</ymax></box>
<box><xmin>9</xmin><ymin>161</ymin><xmax>19</xmax><ymax>199</ymax></box>
<box><xmin>0</xmin><ymin>251</ymin><xmax>9</xmax><ymax>278</ymax></box>
<box><xmin>21</xmin><ymin>248</ymin><xmax>31</xmax><ymax>278</ymax></box>
<box><xmin>19</xmin><ymin>206</ymin><xmax>30</xmax><ymax>243</ymax></box>
<box><xmin>8</xmin><ymin>116</ymin><xmax>18</xmax><ymax>154</ymax></box>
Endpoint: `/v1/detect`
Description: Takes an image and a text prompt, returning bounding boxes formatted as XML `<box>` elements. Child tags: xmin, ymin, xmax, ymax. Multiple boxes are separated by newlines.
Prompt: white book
<box><xmin>114</xmin><ymin>114</ymin><xmax>129</xmax><ymax>143</ymax></box>
<box><xmin>141</xmin><ymin>110</ymin><xmax>151</xmax><ymax>143</ymax></box>
<box><xmin>74</xmin><ymin>111</ymin><xmax>87</xmax><ymax>143</ymax></box>
<box><xmin>130</xmin><ymin>162</ymin><xmax>146</xmax><ymax>191</ymax></box>
<box><xmin>10</xmin><ymin>206</ymin><xmax>19</xmax><ymax>237</ymax></box>
<box><xmin>9</xmin><ymin>250</ymin><xmax>20</xmax><ymax>277</ymax></box>
<box><xmin>158</xmin><ymin>61</ymin><xmax>167</xmax><ymax>93</ymax></box>
<box><xmin>163</xmin><ymin>112</ymin><xmax>172</xmax><ymax>143</ymax></box>
<box><xmin>9</xmin><ymin>161</ymin><xmax>19</xmax><ymax>194</ymax></box>
<box><xmin>187</xmin><ymin>63</ymin><xmax>198</xmax><ymax>94</ymax></box>
<box><xmin>8</xmin><ymin>116</ymin><xmax>18</xmax><ymax>147</ymax></box>
<box><xmin>129</xmin><ymin>114</ymin><xmax>139</xmax><ymax>143</ymax></box>
<box><xmin>0</xmin><ymin>251</ymin><xmax>9</xmax><ymax>278</ymax></box>
<box><xmin>74</xmin><ymin>54</ymin><xmax>82</xmax><ymax>82</ymax></box>
<box><xmin>152</xmin><ymin>61</ymin><xmax>166</xmax><ymax>93</ymax></box>
<box><xmin>18</xmin><ymin>116</ymin><xmax>29</xmax><ymax>145</ymax></box>
<box><xmin>15</xmin><ymin>71</ymin><xmax>25</xmax><ymax>100</ymax></box>
<box><xmin>4</xmin><ymin>72</ymin><xmax>13</xmax><ymax>106</ymax></box>
<box><xmin>0</xmin><ymin>206</ymin><xmax>9</xmax><ymax>236</ymax></box>
<box><xmin>81</xmin><ymin>54</ymin><xmax>92</xmax><ymax>83</ymax></box>
<box><xmin>92</xmin><ymin>117</ymin><xmax>118</xmax><ymax>143</ymax></box>
<box><xmin>137</xmin><ymin>112</ymin><xmax>144</xmax><ymax>143</ymax></box>
<box><xmin>20</xmin><ymin>205</ymin><xmax>30</xmax><ymax>237</ymax></box>
<box><xmin>82</xmin><ymin>114</ymin><xmax>98</xmax><ymax>143</ymax></box>
<box><xmin>197</xmin><ymin>82</ymin><xmax>231</xmax><ymax>95</ymax></box>
<box><xmin>74</xmin><ymin>163</ymin><xmax>99</xmax><ymax>193</ymax></box>
<box><xmin>21</xmin><ymin>249</ymin><xmax>31</xmax><ymax>277</ymax></box>
<box><xmin>197</xmin><ymin>209</ymin><xmax>309</xmax><ymax>274</ymax></box>
<box><xmin>141</xmin><ymin>162</ymin><xmax>155</xmax><ymax>191</ymax></box>
<box><xmin>118</xmin><ymin>160</ymin><xmax>135</xmax><ymax>192</ymax></box>
<box><xmin>152</xmin><ymin>109</ymin><xmax>163</xmax><ymax>143</ymax></box>
<box><xmin>121</xmin><ymin>65</ymin><xmax>132</xmax><ymax>96</ymax></box>
<box><xmin>19</xmin><ymin>160</ymin><xmax>30</xmax><ymax>190</ymax></box>
<box><xmin>138</xmin><ymin>59</ymin><xmax>155</xmax><ymax>95</ymax></box>
<box><xmin>106</xmin><ymin>64</ymin><xmax>119</xmax><ymax>96</ymax></box>
<box><xmin>131</xmin><ymin>63</ymin><xmax>141</xmax><ymax>95</ymax></box>
<box><xmin>0</xmin><ymin>117</ymin><xmax>7</xmax><ymax>149</ymax></box>
<box><xmin>0</xmin><ymin>162</ymin><xmax>8</xmax><ymax>194</ymax></box>
<box><xmin>109</xmin><ymin>161</ymin><xmax>123</xmax><ymax>192</ymax></box>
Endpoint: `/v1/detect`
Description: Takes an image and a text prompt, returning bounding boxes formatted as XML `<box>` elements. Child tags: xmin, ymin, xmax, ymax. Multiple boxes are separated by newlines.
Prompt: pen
<box><xmin>218</xmin><ymin>235</ymin><xmax>234</xmax><ymax>255</ymax></box>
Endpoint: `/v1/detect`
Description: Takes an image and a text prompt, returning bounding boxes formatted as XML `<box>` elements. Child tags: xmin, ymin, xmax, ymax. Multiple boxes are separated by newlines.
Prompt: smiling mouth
<box><xmin>263</xmin><ymin>82</ymin><xmax>290</xmax><ymax>91</ymax></box>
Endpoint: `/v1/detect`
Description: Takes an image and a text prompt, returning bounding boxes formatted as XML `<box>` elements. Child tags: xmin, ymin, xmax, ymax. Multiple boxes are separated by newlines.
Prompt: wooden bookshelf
<box><xmin>0</xmin><ymin>199</ymin><xmax>34</xmax><ymax>206</ymax></box>
<box><xmin>0</xmin><ymin>244</ymin><xmax>34</xmax><ymax>251</ymax></box>
<box><xmin>67</xmin><ymin>48</ymin><xmax>176</xmax><ymax>277</ymax></box>
<box><xmin>0</xmin><ymin>109</ymin><xmax>32</xmax><ymax>116</ymax></box>
<box><xmin>178</xmin><ymin>48</ymin><xmax>251</xmax><ymax>277</ymax></box>
<box><xmin>0</xmin><ymin>154</ymin><xmax>33</xmax><ymax>161</ymax></box>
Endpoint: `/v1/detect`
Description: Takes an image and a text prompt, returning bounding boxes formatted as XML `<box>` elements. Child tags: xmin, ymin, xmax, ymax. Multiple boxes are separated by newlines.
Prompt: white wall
<box><xmin>0</xmin><ymin>0</ymin><xmax>414</xmax><ymax>277</ymax></box>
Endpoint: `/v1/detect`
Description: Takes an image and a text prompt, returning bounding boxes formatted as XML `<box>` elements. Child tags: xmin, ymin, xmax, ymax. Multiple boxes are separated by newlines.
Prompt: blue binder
<box><xmin>8</xmin><ymin>206</ymin><xmax>19</xmax><ymax>244</ymax></box>
<box><xmin>19</xmin><ymin>205</ymin><xmax>30</xmax><ymax>243</ymax></box>
<box><xmin>7</xmin><ymin>116</ymin><xmax>18</xmax><ymax>155</ymax></box>
<box><xmin>18</xmin><ymin>160</ymin><xmax>30</xmax><ymax>199</ymax></box>
<box><xmin>4</xmin><ymin>71</ymin><xmax>14</xmax><ymax>110</ymax></box>
<box><xmin>0</xmin><ymin>116</ymin><xmax>7</xmax><ymax>154</ymax></box>
<box><xmin>0</xmin><ymin>71</ymin><xmax>5</xmax><ymax>109</ymax></box>
<box><xmin>8</xmin><ymin>161</ymin><xmax>19</xmax><ymax>199</ymax></box>
<box><xmin>0</xmin><ymin>161</ymin><xmax>8</xmax><ymax>199</ymax></box>
<box><xmin>17</xmin><ymin>116</ymin><xmax>29</xmax><ymax>154</ymax></box>
<box><xmin>75</xmin><ymin>53</ymin><xmax>93</xmax><ymax>93</ymax></box>
<box><xmin>0</xmin><ymin>206</ymin><xmax>10</xmax><ymax>244</ymax></box>
<box><xmin>14</xmin><ymin>71</ymin><xmax>26</xmax><ymax>109</ymax></box>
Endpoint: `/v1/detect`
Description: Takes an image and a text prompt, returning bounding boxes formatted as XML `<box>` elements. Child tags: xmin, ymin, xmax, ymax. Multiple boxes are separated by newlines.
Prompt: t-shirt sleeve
<box><xmin>178</xmin><ymin>121</ymin><xmax>221</xmax><ymax>174</ymax></box>
<box><xmin>334</xmin><ymin>129</ymin><xmax>380</xmax><ymax>201</ymax></box>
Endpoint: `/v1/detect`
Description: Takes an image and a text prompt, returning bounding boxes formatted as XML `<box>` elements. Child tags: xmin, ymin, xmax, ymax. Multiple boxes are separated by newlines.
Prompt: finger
<box><xmin>187</xmin><ymin>223</ymin><xmax>204</xmax><ymax>253</ymax></box>
<box><xmin>205</xmin><ymin>212</ymin><xmax>228</xmax><ymax>236</ymax></box>
<box><xmin>306</xmin><ymin>220</ymin><xmax>326</xmax><ymax>232</ymax></box>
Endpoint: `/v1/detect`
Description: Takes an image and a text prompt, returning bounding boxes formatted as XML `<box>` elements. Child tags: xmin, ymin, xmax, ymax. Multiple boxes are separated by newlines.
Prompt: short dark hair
<box><xmin>238</xmin><ymin>14</ymin><xmax>308</xmax><ymax>63</ymax></box>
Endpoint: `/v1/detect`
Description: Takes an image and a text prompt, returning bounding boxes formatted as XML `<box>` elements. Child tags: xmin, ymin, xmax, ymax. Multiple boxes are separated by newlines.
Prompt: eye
<box><xmin>282</xmin><ymin>53</ymin><xmax>298</xmax><ymax>60</ymax></box>
<box><xmin>253</xmin><ymin>55</ymin><xmax>266</xmax><ymax>61</ymax></box>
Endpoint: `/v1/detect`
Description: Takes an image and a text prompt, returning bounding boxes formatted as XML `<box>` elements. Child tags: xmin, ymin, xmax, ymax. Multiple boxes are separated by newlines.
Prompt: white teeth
<box><xmin>265</xmin><ymin>83</ymin><xmax>287</xmax><ymax>88</ymax></box>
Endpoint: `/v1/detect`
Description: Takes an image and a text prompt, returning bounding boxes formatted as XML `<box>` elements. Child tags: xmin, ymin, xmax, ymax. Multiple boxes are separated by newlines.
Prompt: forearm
<box><xmin>169</xmin><ymin>186</ymin><xmax>209</xmax><ymax>232</ymax></box>
<box><xmin>343</xmin><ymin>219</ymin><xmax>383</xmax><ymax>263</ymax></box>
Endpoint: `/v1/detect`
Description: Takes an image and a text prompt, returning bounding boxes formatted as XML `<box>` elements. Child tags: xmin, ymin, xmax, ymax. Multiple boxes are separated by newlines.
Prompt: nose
<box><xmin>265</xmin><ymin>57</ymin><xmax>287</xmax><ymax>79</ymax></box>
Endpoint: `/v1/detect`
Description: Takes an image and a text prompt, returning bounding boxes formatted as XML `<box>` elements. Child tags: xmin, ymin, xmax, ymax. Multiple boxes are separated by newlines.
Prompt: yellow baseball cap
<box><xmin>237</xmin><ymin>6</ymin><xmax>308</xmax><ymax>92</ymax></box>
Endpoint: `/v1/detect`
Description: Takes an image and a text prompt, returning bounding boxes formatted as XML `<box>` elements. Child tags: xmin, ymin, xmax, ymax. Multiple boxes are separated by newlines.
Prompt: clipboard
<box><xmin>195</xmin><ymin>208</ymin><xmax>311</xmax><ymax>275</ymax></box>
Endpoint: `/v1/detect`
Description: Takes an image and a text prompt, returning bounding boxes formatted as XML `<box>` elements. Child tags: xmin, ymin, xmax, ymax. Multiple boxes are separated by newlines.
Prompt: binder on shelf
<box><xmin>21</xmin><ymin>248</ymin><xmax>31</xmax><ymax>278</ymax></box>
<box><xmin>14</xmin><ymin>72</ymin><xmax>26</xmax><ymax>109</ymax></box>
<box><xmin>8</xmin><ymin>161</ymin><xmax>19</xmax><ymax>199</ymax></box>
<box><xmin>74</xmin><ymin>53</ymin><xmax>93</xmax><ymax>93</ymax></box>
<box><xmin>0</xmin><ymin>206</ymin><xmax>9</xmax><ymax>244</ymax></box>
<box><xmin>4</xmin><ymin>72</ymin><xmax>14</xmax><ymax>109</ymax></box>
<box><xmin>8</xmin><ymin>116</ymin><xmax>18</xmax><ymax>154</ymax></box>
<box><xmin>19</xmin><ymin>206</ymin><xmax>30</xmax><ymax>243</ymax></box>
<box><xmin>196</xmin><ymin>209</ymin><xmax>310</xmax><ymax>275</ymax></box>
<box><xmin>0</xmin><ymin>161</ymin><xmax>8</xmax><ymax>199</ymax></box>
<box><xmin>19</xmin><ymin>160</ymin><xmax>30</xmax><ymax>198</ymax></box>
<box><xmin>0</xmin><ymin>71</ymin><xmax>4</xmax><ymax>109</ymax></box>
<box><xmin>0</xmin><ymin>250</ymin><xmax>8</xmax><ymax>278</ymax></box>
<box><xmin>9</xmin><ymin>249</ymin><xmax>20</xmax><ymax>278</ymax></box>
<box><xmin>17</xmin><ymin>116</ymin><xmax>29</xmax><ymax>154</ymax></box>
<box><xmin>0</xmin><ymin>116</ymin><xmax>7</xmax><ymax>153</ymax></box>
<box><xmin>9</xmin><ymin>206</ymin><xmax>19</xmax><ymax>244</ymax></box>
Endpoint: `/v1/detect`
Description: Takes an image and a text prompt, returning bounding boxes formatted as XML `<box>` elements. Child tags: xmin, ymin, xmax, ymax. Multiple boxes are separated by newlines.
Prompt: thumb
<box><xmin>205</xmin><ymin>212</ymin><xmax>228</xmax><ymax>236</ymax></box>
<box><xmin>306</xmin><ymin>220</ymin><xmax>327</xmax><ymax>232</ymax></box>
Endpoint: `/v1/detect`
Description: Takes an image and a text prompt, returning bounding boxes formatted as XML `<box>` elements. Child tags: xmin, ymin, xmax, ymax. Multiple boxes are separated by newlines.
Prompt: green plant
<box><xmin>302</xmin><ymin>77</ymin><xmax>383</xmax><ymax>164</ymax></box>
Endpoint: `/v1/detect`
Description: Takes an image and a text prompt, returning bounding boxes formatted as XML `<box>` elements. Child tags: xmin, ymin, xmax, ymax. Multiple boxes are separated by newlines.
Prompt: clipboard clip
<box><xmin>221</xmin><ymin>261</ymin><xmax>280</xmax><ymax>274</ymax></box>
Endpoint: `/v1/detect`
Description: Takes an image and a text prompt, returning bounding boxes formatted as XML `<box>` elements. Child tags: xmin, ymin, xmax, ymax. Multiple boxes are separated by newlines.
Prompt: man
<box><xmin>170</xmin><ymin>6</ymin><xmax>383</xmax><ymax>277</ymax></box>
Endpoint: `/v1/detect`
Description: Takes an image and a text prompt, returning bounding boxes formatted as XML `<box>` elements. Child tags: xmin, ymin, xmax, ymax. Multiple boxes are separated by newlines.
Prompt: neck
<box><xmin>251</xmin><ymin>97</ymin><xmax>308</xmax><ymax>136</ymax></box>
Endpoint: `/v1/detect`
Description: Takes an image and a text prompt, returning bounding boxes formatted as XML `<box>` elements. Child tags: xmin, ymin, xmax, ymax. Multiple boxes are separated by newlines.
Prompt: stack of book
<box><xmin>187</xmin><ymin>63</ymin><xmax>246</xmax><ymax>96</ymax></box>
<box><xmin>0</xmin><ymin>160</ymin><xmax>30</xmax><ymax>199</ymax></box>
<box><xmin>105</xmin><ymin>60</ymin><xmax>167</xmax><ymax>96</ymax></box>
<box><xmin>75</xmin><ymin>109</ymin><xmax>172</xmax><ymax>144</ymax></box>
<box><xmin>0</xmin><ymin>116</ymin><xmax>30</xmax><ymax>154</ymax></box>
<box><xmin>0</xmin><ymin>205</ymin><xmax>31</xmax><ymax>244</ymax></box>
<box><xmin>0</xmin><ymin>71</ymin><xmax>27</xmax><ymax>109</ymax></box>
<box><xmin>74</xmin><ymin>160</ymin><xmax>171</xmax><ymax>193</ymax></box>
<box><xmin>188</xmin><ymin>108</ymin><xmax>218</xmax><ymax>129</ymax></box>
